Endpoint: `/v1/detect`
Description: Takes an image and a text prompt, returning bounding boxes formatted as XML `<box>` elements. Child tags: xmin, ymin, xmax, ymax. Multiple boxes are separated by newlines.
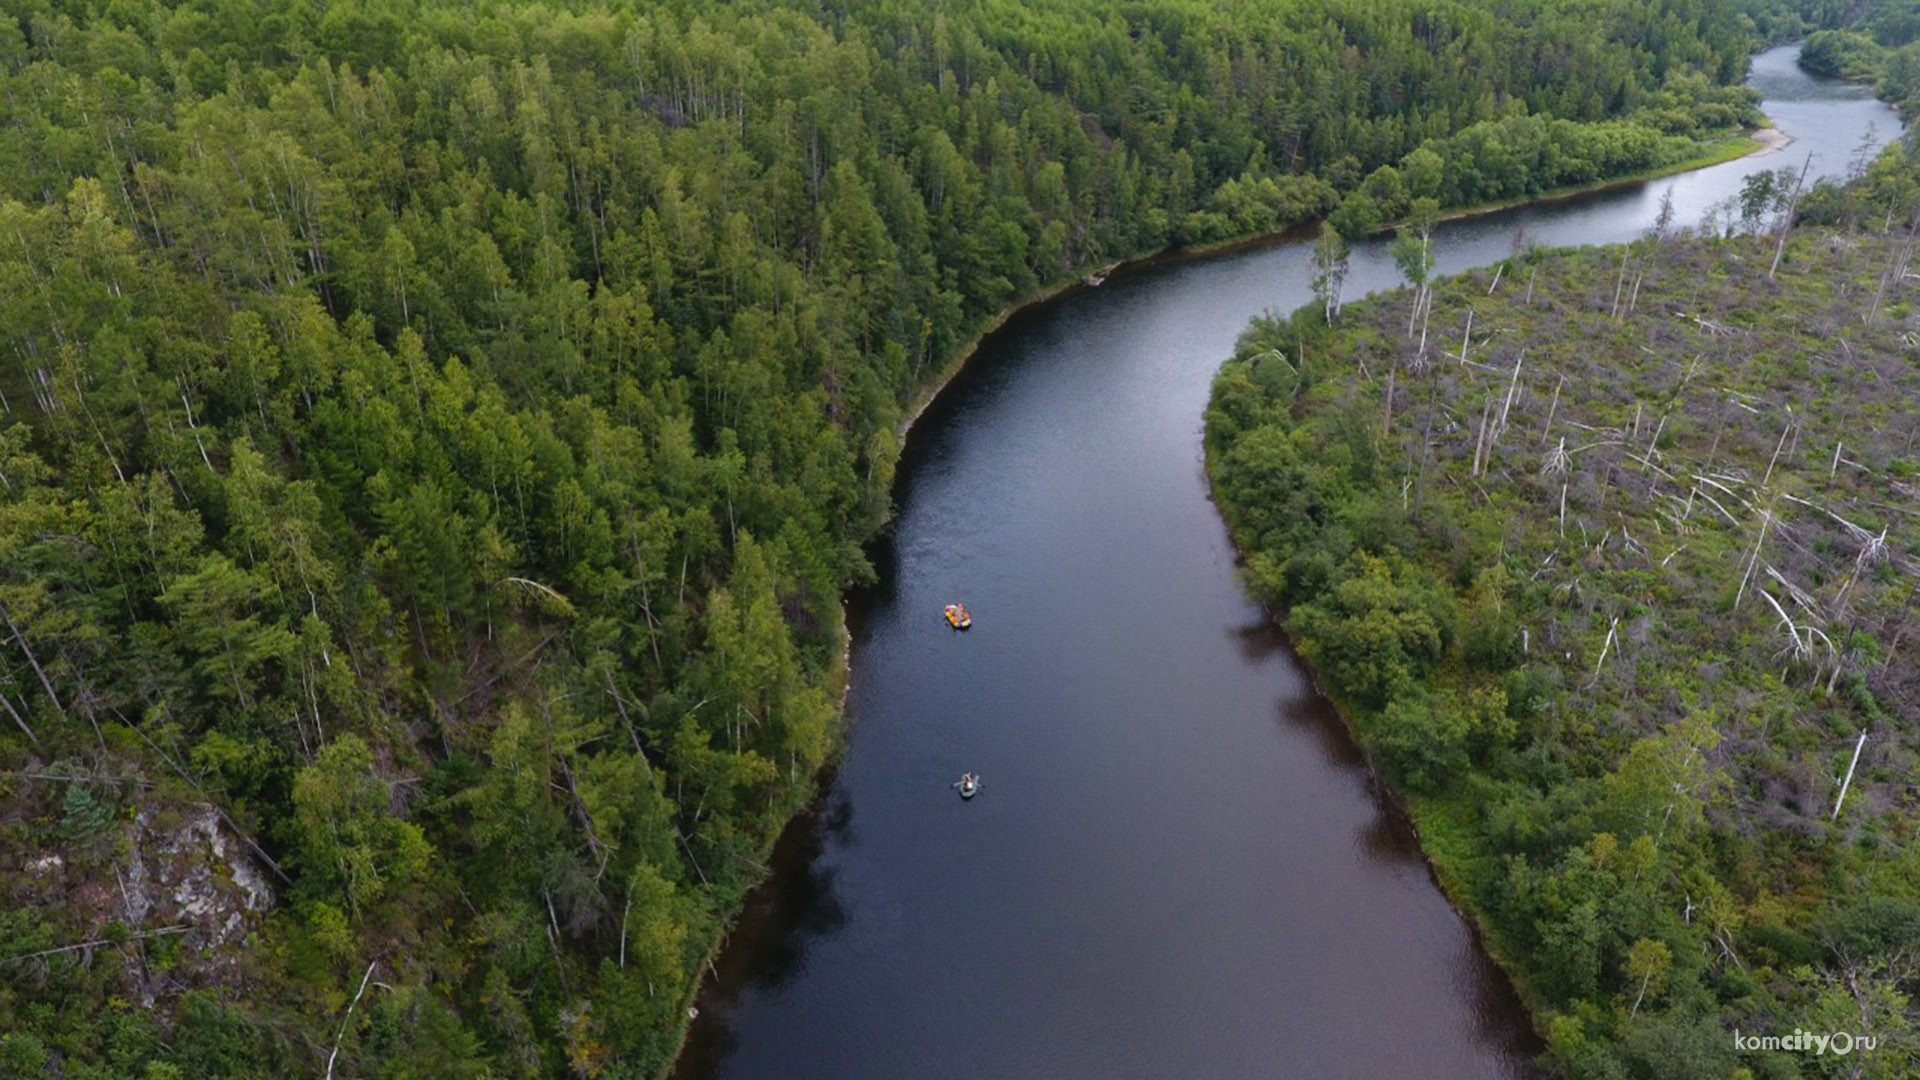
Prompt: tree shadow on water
<box><xmin>739</xmin><ymin>795</ymin><xmax>854</xmax><ymax>993</ymax></box>
<box><xmin>1274</xmin><ymin>689</ymin><xmax>1367</xmax><ymax>771</ymax></box>
<box><xmin>1229</xmin><ymin>616</ymin><xmax>1286</xmax><ymax>660</ymax></box>
<box><xmin>674</xmin><ymin>794</ymin><xmax>855</xmax><ymax>1079</ymax></box>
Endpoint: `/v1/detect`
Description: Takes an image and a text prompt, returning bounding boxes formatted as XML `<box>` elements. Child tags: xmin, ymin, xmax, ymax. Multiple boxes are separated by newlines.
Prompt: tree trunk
<box><xmin>0</xmin><ymin>598</ymin><xmax>67</xmax><ymax>724</ymax></box>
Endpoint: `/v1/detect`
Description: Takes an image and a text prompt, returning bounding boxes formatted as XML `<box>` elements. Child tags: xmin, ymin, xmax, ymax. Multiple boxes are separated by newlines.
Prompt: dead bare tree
<box><xmin>0</xmin><ymin>598</ymin><xmax>68</xmax><ymax>727</ymax></box>
<box><xmin>1</xmin><ymin>691</ymin><xmax>37</xmax><ymax>745</ymax></box>
<box><xmin>1495</xmin><ymin>351</ymin><xmax>1524</xmax><ymax>440</ymax></box>
<box><xmin>326</xmin><ymin>961</ymin><xmax>378</xmax><ymax>1080</ymax></box>
<box><xmin>1865</xmin><ymin>222</ymin><xmax>1917</xmax><ymax>325</ymax></box>
<box><xmin>1734</xmin><ymin>508</ymin><xmax>1774</xmax><ymax>611</ymax></box>
<box><xmin>1540</xmin><ymin>374</ymin><xmax>1564</xmax><ymax>446</ymax></box>
<box><xmin>1542</xmin><ymin>437</ymin><xmax>1571</xmax><ymax>476</ymax></box>
<box><xmin>1609</xmin><ymin>248</ymin><xmax>1631</xmax><ymax>319</ymax></box>
<box><xmin>1587</xmin><ymin>614</ymin><xmax>1621</xmax><ymax>686</ymax></box>
<box><xmin>1470</xmin><ymin>396</ymin><xmax>1495</xmax><ymax>478</ymax></box>
<box><xmin>1831</xmin><ymin>731</ymin><xmax>1867</xmax><ymax>821</ymax></box>
<box><xmin>1768</xmin><ymin>153</ymin><xmax>1814</xmax><ymax>280</ymax></box>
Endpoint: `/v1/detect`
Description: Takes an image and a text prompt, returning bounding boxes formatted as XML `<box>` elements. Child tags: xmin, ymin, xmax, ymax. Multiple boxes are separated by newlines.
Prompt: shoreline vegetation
<box><xmin>1798</xmin><ymin>8</ymin><xmax>1920</xmax><ymax>121</ymax></box>
<box><xmin>1203</xmin><ymin>137</ymin><xmax>1920</xmax><ymax>1076</ymax></box>
<box><xmin>0</xmin><ymin>3</ymin><xmax>1854</xmax><ymax>1077</ymax></box>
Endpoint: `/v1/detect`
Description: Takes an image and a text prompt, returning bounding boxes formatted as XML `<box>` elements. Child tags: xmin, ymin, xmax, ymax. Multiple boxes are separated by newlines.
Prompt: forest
<box><xmin>0</xmin><ymin>0</ymin><xmax>1839</xmax><ymax>1076</ymax></box>
<box><xmin>1206</xmin><ymin>142</ymin><xmax>1920</xmax><ymax>1077</ymax></box>
<box><xmin>1798</xmin><ymin>0</ymin><xmax>1920</xmax><ymax>118</ymax></box>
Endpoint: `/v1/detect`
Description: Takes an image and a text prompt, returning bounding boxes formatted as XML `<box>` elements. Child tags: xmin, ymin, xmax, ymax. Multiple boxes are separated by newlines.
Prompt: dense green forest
<box><xmin>1207</xmin><ymin>142</ymin><xmax>1920</xmax><ymax>1078</ymax></box>
<box><xmin>1738</xmin><ymin>0</ymin><xmax>1879</xmax><ymax>44</ymax></box>
<box><xmin>0</xmin><ymin>0</ymin><xmax>1822</xmax><ymax>1075</ymax></box>
<box><xmin>1799</xmin><ymin>0</ymin><xmax>1920</xmax><ymax>117</ymax></box>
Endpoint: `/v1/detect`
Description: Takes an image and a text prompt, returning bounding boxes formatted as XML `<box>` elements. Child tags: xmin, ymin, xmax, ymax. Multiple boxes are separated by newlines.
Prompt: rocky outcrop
<box><xmin>15</xmin><ymin>799</ymin><xmax>274</xmax><ymax>1006</ymax></box>
<box><xmin>124</xmin><ymin>805</ymin><xmax>275</xmax><ymax>951</ymax></box>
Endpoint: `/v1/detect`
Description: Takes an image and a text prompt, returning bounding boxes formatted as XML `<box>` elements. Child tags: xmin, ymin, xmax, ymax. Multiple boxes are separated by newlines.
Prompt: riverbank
<box><xmin>1196</xmin><ymin>402</ymin><xmax>1557</xmax><ymax>1038</ymax></box>
<box><xmin>899</xmin><ymin>122</ymin><xmax>1782</xmax><ymax>436</ymax></box>
<box><xmin>1228</xmin><ymin>562</ymin><xmax>1557</xmax><ymax>1039</ymax></box>
<box><xmin>1401</xmin><ymin>127</ymin><xmax>1774</xmax><ymax>234</ymax></box>
<box><xmin>1202</xmin><ymin>217</ymin><xmax>1919</xmax><ymax>1074</ymax></box>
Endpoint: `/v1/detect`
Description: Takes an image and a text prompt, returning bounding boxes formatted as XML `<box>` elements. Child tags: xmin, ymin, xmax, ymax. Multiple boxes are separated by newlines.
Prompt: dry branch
<box><xmin>1</xmin><ymin>926</ymin><xmax>188</xmax><ymax>966</ymax></box>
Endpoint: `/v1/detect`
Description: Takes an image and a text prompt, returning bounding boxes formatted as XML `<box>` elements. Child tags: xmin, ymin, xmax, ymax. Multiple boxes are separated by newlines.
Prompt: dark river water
<box><xmin>675</xmin><ymin>46</ymin><xmax>1902</xmax><ymax>1080</ymax></box>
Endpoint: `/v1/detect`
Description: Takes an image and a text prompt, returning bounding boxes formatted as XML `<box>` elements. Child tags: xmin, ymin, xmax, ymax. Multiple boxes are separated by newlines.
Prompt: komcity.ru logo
<box><xmin>1733</xmin><ymin>1028</ymin><xmax>1879</xmax><ymax>1055</ymax></box>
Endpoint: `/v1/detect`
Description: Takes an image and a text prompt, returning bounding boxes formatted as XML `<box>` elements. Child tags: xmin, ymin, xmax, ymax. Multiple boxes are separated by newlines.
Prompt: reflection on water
<box><xmin>676</xmin><ymin>45</ymin><xmax>1901</xmax><ymax>1080</ymax></box>
<box><xmin>1276</xmin><ymin>692</ymin><xmax>1369</xmax><ymax>774</ymax></box>
<box><xmin>712</xmin><ymin>797</ymin><xmax>851</xmax><ymax>992</ymax></box>
<box><xmin>1228</xmin><ymin>618</ymin><xmax>1285</xmax><ymax>662</ymax></box>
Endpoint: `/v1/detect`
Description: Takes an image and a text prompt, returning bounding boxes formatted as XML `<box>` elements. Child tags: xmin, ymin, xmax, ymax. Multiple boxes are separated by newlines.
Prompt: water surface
<box><xmin>676</xmin><ymin>45</ymin><xmax>1902</xmax><ymax>1080</ymax></box>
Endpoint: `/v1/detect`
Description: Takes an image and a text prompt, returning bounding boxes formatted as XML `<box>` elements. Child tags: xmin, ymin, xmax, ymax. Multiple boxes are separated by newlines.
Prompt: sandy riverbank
<box><xmin>1750</xmin><ymin>124</ymin><xmax>1795</xmax><ymax>155</ymax></box>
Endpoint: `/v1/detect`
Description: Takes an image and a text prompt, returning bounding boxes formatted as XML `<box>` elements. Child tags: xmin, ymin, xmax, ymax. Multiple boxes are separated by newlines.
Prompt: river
<box><xmin>674</xmin><ymin>45</ymin><xmax>1903</xmax><ymax>1080</ymax></box>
